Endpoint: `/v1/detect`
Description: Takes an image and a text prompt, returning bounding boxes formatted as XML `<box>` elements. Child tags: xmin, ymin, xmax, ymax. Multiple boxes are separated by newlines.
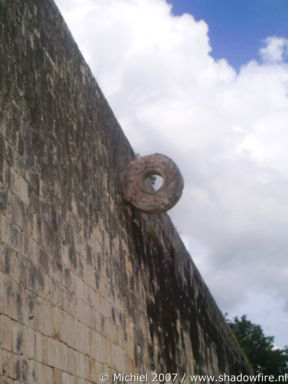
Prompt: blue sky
<box><xmin>169</xmin><ymin>0</ymin><xmax>288</xmax><ymax>69</ymax></box>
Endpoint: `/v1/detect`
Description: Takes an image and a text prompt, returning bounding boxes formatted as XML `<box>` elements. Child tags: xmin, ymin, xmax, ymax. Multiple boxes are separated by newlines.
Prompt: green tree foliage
<box><xmin>227</xmin><ymin>315</ymin><xmax>288</xmax><ymax>376</ymax></box>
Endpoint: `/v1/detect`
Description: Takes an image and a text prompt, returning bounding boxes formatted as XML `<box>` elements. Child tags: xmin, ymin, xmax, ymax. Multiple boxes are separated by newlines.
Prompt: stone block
<box><xmin>0</xmin><ymin>316</ymin><xmax>13</xmax><ymax>351</ymax></box>
<box><xmin>62</xmin><ymin>371</ymin><xmax>77</xmax><ymax>384</ymax></box>
<box><xmin>53</xmin><ymin>368</ymin><xmax>62</xmax><ymax>384</ymax></box>
<box><xmin>32</xmin><ymin>361</ymin><xmax>53</xmax><ymax>384</ymax></box>
<box><xmin>12</xmin><ymin>324</ymin><xmax>23</xmax><ymax>354</ymax></box>
<box><xmin>23</xmin><ymin>327</ymin><xmax>35</xmax><ymax>359</ymax></box>
<box><xmin>10</xmin><ymin>168</ymin><xmax>29</xmax><ymax>206</ymax></box>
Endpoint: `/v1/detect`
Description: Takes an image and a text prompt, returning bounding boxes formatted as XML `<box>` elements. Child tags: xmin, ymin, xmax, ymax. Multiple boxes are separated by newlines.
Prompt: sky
<box><xmin>169</xmin><ymin>0</ymin><xmax>288</xmax><ymax>69</ymax></box>
<box><xmin>54</xmin><ymin>0</ymin><xmax>288</xmax><ymax>347</ymax></box>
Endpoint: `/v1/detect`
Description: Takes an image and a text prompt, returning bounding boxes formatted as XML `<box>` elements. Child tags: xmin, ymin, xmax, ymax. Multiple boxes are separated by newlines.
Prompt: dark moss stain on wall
<box><xmin>126</xmin><ymin>208</ymin><xmax>251</xmax><ymax>374</ymax></box>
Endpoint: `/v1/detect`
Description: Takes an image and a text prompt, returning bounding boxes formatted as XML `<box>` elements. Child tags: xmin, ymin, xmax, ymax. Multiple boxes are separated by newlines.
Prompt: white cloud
<box><xmin>55</xmin><ymin>0</ymin><xmax>288</xmax><ymax>346</ymax></box>
<box><xmin>260</xmin><ymin>36</ymin><xmax>288</xmax><ymax>63</ymax></box>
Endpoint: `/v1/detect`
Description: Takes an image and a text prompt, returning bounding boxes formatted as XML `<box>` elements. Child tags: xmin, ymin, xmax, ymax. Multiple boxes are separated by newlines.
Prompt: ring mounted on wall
<box><xmin>123</xmin><ymin>153</ymin><xmax>184</xmax><ymax>214</ymax></box>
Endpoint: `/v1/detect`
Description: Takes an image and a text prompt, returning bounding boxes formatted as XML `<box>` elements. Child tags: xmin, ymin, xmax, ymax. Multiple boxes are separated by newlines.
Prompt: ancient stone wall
<box><xmin>0</xmin><ymin>0</ymin><xmax>250</xmax><ymax>383</ymax></box>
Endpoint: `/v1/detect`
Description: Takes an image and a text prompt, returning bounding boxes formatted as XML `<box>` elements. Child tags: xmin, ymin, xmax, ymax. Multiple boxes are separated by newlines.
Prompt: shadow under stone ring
<box><xmin>123</xmin><ymin>153</ymin><xmax>184</xmax><ymax>214</ymax></box>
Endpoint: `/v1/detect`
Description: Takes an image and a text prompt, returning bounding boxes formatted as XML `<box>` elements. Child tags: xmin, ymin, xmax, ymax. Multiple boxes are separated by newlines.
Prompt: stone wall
<box><xmin>0</xmin><ymin>0</ymin><xmax>251</xmax><ymax>383</ymax></box>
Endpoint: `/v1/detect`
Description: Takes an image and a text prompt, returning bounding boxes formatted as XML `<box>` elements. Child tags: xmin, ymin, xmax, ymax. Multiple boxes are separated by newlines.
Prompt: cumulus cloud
<box><xmin>55</xmin><ymin>0</ymin><xmax>288</xmax><ymax>345</ymax></box>
<box><xmin>260</xmin><ymin>36</ymin><xmax>288</xmax><ymax>63</ymax></box>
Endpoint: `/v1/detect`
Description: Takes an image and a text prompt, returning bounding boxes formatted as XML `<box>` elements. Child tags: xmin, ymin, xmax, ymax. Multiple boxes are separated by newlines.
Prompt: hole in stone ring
<box><xmin>141</xmin><ymin>171</ymin><xmax>165</xmax><ymax>194</ymax></box>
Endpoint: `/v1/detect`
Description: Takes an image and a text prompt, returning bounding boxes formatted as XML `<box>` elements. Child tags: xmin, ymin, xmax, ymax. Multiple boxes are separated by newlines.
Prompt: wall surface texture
<box><xmin>0</xmin><ymin>1</ymin><xmax>251</xmax><ymax>383</ymax></box>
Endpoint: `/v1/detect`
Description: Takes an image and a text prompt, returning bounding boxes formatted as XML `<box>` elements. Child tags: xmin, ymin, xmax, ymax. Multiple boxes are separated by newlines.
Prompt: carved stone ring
<box><xmin>123</xmin><ymin>153</ymin><xmax>184</xmax><ymax>214</ymax></box>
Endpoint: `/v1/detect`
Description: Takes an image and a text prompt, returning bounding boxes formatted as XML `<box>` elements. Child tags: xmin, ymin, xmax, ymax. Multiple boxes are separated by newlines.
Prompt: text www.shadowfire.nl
<box><xmin>99</xmin><ymin>372</ymin><xmax>288</xmax><ymax>383</ymax></box>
